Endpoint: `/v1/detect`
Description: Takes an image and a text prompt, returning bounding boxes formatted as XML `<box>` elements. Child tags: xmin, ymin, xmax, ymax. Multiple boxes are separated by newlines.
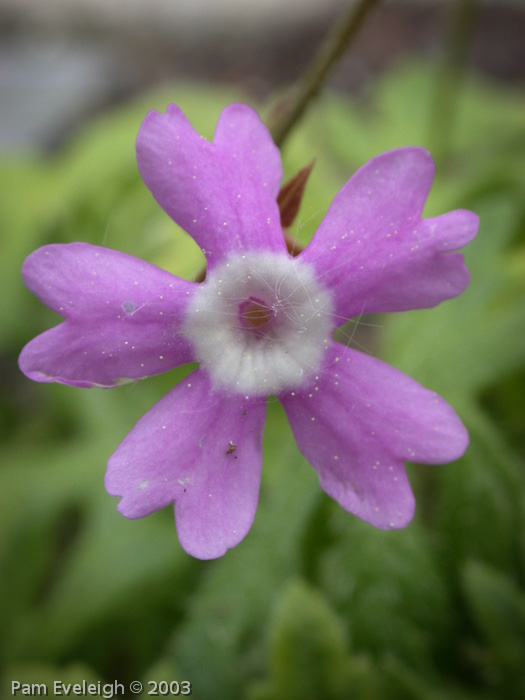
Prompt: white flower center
<box><xmin>184</xmin><ymin>252</ymin><xmax>334</xmax><ymax>395</ymax></box>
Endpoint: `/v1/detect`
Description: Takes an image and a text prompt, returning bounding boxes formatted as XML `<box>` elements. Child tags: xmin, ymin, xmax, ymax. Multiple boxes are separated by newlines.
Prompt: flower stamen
<box><xmin>239</xmin><ymin>297</ymin><xmax>275</xmax><ymax>330</ymax></box>
<box><xmin>184</xmin><ymin>252</ymin><xmax>334</xmax><ymax>395</ymax></box>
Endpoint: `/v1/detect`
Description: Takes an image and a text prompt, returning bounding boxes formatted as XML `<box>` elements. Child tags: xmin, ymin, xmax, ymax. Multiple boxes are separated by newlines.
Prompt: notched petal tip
<box><xmin>137</xmin><ymin>102</ymin><xmax>189</xmax><ymax>138</ymax></box>
<box><xmin>104</xmin><ymin>374</ymin><xmax>265</xmax><ymax>559</ymax></box>
<box><xmin>105</xmin><ymin>455</ymin><xmax>174</xmax><ymax>520</ymax></box>
<box><xmin>136</xmin><ymin>100</ymin><xmax>285</xmax><ymax>265</ymax></box>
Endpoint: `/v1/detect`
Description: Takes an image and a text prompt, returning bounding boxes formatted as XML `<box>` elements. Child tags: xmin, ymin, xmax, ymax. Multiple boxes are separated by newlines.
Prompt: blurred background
<box><xmin>1</xmin><ymin>1</ymin><xmax>524</xmax><ymax>698</ymax></box>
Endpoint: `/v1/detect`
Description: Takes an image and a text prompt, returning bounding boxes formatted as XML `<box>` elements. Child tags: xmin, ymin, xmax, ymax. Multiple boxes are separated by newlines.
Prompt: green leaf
<box><xmin>382</xmin><ymin>656</ymin><xmax>485</xmax><ymax>700</ymax></box>
<box><xmin>319</xmin><ymin>514</ymin><xmax>450</xmax><ymax>669</ymax></box>
<box><xmin>246</xmin><ymin>579</ymin><xmax>351</xmax><ymax>700</ymax></box>
<box><xmin>462</xmin><ymin>560</ymin><xmax>525</xmax><ymax>695</ymax></box>
<box><xmin>436</xmin><ymin>403</ymin><xmax>523</xmax><ymax>574</ymax></box>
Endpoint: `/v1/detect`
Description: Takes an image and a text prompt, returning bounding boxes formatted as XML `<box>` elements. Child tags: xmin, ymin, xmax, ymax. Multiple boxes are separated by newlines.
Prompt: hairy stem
<box><xmin>268</xmin><ymin>0</ymin><xmax>382</xmax><ymax>148</ymax></box>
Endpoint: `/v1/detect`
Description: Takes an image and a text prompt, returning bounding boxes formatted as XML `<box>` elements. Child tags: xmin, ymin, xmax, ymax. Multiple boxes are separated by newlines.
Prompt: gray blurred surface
<box><xmin>1</xmin><ymin>0</ymin><xmax>524</xmax><ymax>152</ymax></box>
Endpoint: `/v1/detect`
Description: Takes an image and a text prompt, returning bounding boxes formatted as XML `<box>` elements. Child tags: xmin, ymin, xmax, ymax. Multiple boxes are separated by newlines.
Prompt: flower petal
<box><xmin>300</xmin><ymin>148</ymin><xmax>479</xmax><ymax>318</ymax></box>
<box><xmin>19</xmin><ymin>243</ymin><xmax>195</xmax><ymax>387</ymax></box>
<box><xmin>136</xmin><ymin>103</ymin><xmax>286</xmax><ymax>267</ymax></box>
<box><xmin>280</xmin><ymin>343</ymin><xmax>468</xmax><ymax>529</ymax></box>
<box><xmin>105</xmin><ymin>369</ymin><xmax>266</xmax><ymax>559</ymax></box>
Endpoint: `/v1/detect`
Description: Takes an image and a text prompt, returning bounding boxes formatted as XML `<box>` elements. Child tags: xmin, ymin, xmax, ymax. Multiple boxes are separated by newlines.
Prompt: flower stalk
<box><xmin>268</xmin><ymin>0</ymin><xmax>382</xmax><ymax>148</ymax></box>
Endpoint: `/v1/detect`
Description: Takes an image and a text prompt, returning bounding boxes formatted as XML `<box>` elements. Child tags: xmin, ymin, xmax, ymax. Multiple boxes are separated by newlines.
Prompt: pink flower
<box><xmin>19</xmin><ymin>104</ymin><xmax>479</xmax><ymax>559</ymax></box>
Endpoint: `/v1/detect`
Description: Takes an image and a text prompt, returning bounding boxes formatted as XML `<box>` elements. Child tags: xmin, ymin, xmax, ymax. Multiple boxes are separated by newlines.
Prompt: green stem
<box><xmin>268</xmin><ymin>0</ymin><xmax>382</xmax><ymax>148</ymax></box>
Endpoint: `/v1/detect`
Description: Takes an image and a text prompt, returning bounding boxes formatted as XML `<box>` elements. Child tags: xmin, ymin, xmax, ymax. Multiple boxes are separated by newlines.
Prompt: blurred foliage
<box><xmin>1</xmin><ymin>62</ymin><xmax>524</xmax><ymax>699</ymax></box>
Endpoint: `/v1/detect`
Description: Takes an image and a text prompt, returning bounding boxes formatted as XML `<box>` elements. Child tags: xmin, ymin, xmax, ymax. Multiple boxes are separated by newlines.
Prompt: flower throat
<box><xmin>239</xmin><ymin>297</ymin><xmax>275</xmax><ymax>332</ymax></box>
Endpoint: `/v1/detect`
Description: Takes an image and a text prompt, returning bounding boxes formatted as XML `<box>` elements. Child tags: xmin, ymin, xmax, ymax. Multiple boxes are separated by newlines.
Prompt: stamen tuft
<box><xmin>240</xmin><ymin>298</ymin><xmax>274</xmax><ymax>329</ymax></box>
<box><xmin>184</xmin><ymin>252</ymin><xmax>334</xmax><ymax>395</ymax></box>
